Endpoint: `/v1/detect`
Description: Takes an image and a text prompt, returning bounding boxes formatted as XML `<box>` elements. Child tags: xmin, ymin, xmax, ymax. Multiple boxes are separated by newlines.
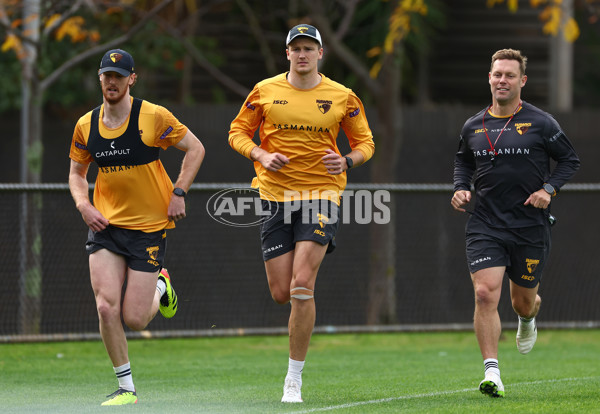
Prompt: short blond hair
<box><xmin>491</xmin><ymin>49</ymin><xmax>527</xmax><ymax>76</ymax></box>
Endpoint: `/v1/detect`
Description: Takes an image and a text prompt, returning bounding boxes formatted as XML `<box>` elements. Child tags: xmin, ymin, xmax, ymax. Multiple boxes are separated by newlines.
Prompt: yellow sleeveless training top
<box><xmin>69</xmin><ymin>98</ymin><xmax>187</xmax><ymax>232</ymax></box>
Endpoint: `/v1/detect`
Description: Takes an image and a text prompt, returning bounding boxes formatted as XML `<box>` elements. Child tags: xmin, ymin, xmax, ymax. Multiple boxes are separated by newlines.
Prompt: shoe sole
<box><xmin>159</xmin><ymin>270</ymin><xmax>178</xmax><ymax>318</ymax></box>
<box><xmin>479</xmin><ymin>380</ymin><xmax>505</xmax><ymax>398</ymax></box>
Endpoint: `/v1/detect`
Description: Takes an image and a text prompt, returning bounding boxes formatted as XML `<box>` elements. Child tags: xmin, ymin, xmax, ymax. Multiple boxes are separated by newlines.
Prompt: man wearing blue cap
<box><xmin>69</xmin><ymin>49</ymin><xmax>205</xmax><ymax>405</ymax></box>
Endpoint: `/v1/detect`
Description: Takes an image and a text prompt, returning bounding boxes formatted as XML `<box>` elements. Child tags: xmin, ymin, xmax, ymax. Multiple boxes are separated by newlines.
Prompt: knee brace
<box><xmin>290</xmin><ymin>287</ymin><xmax>314</xmax><ymax>300</ymax></box>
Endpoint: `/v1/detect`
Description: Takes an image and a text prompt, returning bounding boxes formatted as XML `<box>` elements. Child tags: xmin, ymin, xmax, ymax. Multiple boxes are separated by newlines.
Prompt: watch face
<box><xmin>345</xmin><ymin>156</ymin><xmax>353</xmax><ymax>168</ymax></box>
<box><xmin>173</xmin><ymin>188</ymin><xmax>186</xmax><ymax>197</ymax></box>
<box><xmin>544</xmin><ymin>184</ymin><xmax>554</xmax><ymax>194</ymax></box>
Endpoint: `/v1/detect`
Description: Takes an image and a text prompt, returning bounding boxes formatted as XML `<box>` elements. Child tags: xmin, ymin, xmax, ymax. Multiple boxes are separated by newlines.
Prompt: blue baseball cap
<box><xmin>99</xmin><ymin>49</ymin><xmax>135</xmax><ymax>76</ymax></box>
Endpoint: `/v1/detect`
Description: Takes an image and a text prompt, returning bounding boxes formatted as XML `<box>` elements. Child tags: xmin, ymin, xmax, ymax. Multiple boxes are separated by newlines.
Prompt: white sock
<box><xmin>286</xmin><ymin>358</ymin><xmax>305</xmax><ymax>387</ymax></box>
<box><xmin>156</xmin><ymin>278</ymin><xmax>166</xmax><ymax>298</ymax></box>
<box><xmin>114</xmin><ymin>362</ymin><xmax>135</xmax><ymax>391</ymax></box>
<box><xmin>519</xmin><ymin>316</ymin><xmax>534</xmax><ymax>324</ymax></box>
<box><xmin>483</xmin><ymin>358</ymin><xmax>500</xmax><ymax>377</ymax></box>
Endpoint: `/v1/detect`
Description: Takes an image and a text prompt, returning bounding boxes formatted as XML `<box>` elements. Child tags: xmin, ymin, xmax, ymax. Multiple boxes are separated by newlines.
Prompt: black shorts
<box><xmin>86</xmin><ymin>225</ymin><xmax>167</xmax><ymax>272</ymax></box>
<box><xmin>465</xmin><ymin>215</ymin><xmax>551</xmax><ymax>288</ymax></box>
<box><xmin>260</xmin><ymin>199</ymin><xmax>340</xmax><ymax>261</ymax></box>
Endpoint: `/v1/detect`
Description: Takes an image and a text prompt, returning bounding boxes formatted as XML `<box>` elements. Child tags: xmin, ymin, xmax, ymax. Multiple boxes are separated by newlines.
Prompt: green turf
<box><xmin>1</xmin><ymin>330</ymin><xmax>598</xmax><ymax>413</ymax></box>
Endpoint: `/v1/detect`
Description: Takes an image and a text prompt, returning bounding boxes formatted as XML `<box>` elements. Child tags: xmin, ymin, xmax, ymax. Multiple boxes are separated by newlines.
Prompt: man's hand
<box><xmin>79</xmin><ymin>202</ymin><xmax>109</xmax><ymax>232</ymax></box>
<box><xmin>251</xmin><ymin>147</ymin><xmax>289</xmax><ymax>171</ymax></box>
<box><xmin>168</xmin><ymin>194</ymin><xmax>186</xmax><ymax>221</ymax></box>
<box><xmin>322</xmin><ymin>149</ymin><xmax>345</xmax><ymax>175</ymax></box>
<box><xmin>524</xmin><ymin>189</ymin><xmax>551</xmax><ymax>209</ymax></box>
<box><xmin>451</xmin><ymin>190</ymin><xmax>472</xmax><ymax>213</ymax></box>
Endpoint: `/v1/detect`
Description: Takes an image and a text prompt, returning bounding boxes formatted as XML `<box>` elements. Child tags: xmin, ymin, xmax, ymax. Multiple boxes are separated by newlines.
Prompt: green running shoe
<box><xmin>101</xmin><ymin>388</ymin><xmax>137</xmax><ymax>406</ymax></box>
<box><xmin>479</xmin><ymin>372</ymin><xmax>505</xmax><ymax>398</ymax></box>
<box><xmin>158</xmin><ymin>268</ymin><xmax>178</xmax><ymax>318</ymax></box>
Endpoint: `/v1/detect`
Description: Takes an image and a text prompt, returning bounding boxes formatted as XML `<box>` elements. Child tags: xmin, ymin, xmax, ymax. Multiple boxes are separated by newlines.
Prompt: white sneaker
<box><xmin>281</xmin><ymin>378</ymin><xmax>303</xmax><ymax>403</ymax></box>
<box><xmin>516</xmin><ymin>317</ymin><xmax>537</xmax><ymax>354</ymax></box>
<box><xmin>479</xmin><ymin>371</ymin><xmax>505</xmax><ymax>398</ymax></box>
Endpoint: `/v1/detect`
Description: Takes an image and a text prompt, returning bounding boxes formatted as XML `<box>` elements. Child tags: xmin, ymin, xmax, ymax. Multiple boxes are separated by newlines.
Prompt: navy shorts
<box><xmin>86</xmin><ymin>225</ymin><xmax>167</xmax><ymax>272</ymax></box>
<box><xmin>260</xmin><ymin>199</ymin><xmax>340</xmax><ymax>261</ymax></box>
<box><xmin>465</xmin><ymin>215</ymin><xmax>551</xmax><ymax>288</ymax></box>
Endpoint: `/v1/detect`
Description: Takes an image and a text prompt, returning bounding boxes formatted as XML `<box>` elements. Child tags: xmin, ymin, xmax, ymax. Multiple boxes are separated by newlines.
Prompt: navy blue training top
<box><xmin>453</xmin><ymin>101</ymin><xmax>580</xmax><ymax>228</ymax></box>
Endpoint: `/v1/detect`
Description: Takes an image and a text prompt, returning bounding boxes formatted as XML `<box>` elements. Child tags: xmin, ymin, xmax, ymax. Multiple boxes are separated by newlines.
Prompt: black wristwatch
<box><xmin>543</xmin><ymin>183</ymin><xmax>556</xmax><ymax>197</ymax></box>
<box><xmin>344</xmin><ymin>156</ymin><xmax>354</xmax><ymax>170</ymax></box>
<box><xmin>173</xmin><ymin>187</ymin><xmax>186</xmax><ymax>198</ymax></box>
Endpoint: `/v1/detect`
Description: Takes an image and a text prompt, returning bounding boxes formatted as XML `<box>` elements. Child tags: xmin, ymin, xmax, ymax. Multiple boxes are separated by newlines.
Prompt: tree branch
<box><xmin>42</xmin><ymin>0</ymin><xmax>88</xmax><ymax>37</ymax></box>
<box><xmin>39</xmin><ymin>0</ymin><xmax>175</xmax><ymax>92</ymax></box>
<box><xmin>157</xmin><ymin>16</ymin><xmax>250</xmax><ymax>98</ymax></box>
<box><xmin>236</xmin><ymin>0</ymin><xmax>278</xmax><ymax>75</ymax></box>
<box><xmin>304</xmin><ymin>1</ymin><xmax>383</xmax><ymax>98</ymax></box>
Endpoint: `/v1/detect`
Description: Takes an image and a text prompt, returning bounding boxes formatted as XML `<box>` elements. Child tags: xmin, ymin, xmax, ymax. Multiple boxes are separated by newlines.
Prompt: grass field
<box><xmin>1</xmin><ymin>329</ymin><xmax>598</xmax><ymax>413</ymax></box>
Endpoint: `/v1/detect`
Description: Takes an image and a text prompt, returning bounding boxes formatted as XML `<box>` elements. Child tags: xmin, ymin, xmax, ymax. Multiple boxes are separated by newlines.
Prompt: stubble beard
<box><xmin>102</xmin><ymin>86</ymin><xmax>128</xmax><ymax>105</ymax></box>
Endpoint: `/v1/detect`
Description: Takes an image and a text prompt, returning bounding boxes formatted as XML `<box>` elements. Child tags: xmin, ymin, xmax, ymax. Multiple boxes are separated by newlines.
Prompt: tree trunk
<box><xmin>366</xmin><ymin>50</ymin><xmax>402</xmax><ymax>325</ymax></box>
<box><xmin>19</xmin><ymin>0</ymin><xmax>43</xmax><ymax>335</ymax></box>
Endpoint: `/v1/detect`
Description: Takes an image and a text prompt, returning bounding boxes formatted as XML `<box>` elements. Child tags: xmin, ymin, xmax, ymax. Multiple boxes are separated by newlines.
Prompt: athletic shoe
<box><xmin>158</xmin><ymin>268</ymin><xmax>178</xmax><ymax>318</ymax></box>
<box><xmin>479</xmin><ymin>371</ymin><xmax>505</xmax><ymax>398</ymax></box>
<box><xmin>516</xmin><ymin>317</ymin><xmax>537</xmax><ymax>354</ymax></box>
<box><xmin>281</xmin><ymin>378</ymin><xmax>303</xmax><ymax>403</ymax></box>
<box><xmin>101</xmin><ymin>388</ymin><xmax>137</xmax><ymax>406</ymax></box>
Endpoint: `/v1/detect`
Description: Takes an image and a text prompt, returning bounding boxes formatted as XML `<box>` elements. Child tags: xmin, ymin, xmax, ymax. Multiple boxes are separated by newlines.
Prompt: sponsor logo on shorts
<box><xmin>521</xmin><ymin>274</ymin><xmax>535</xmax><ymax>281</ymax></box>
<box><xmin>471</xmin><ymin>256</ymin><xmax>491</xmax><ymax>267</ymax></box>
<box><xmin>313</xmin><ymin>229</ymin><xmax>325</xmax><ymax>237</ymax></box>
<box><xmin>264</xmin><ymin>243</ymin><xmax>283</xmax><ymax>255</ymax></box>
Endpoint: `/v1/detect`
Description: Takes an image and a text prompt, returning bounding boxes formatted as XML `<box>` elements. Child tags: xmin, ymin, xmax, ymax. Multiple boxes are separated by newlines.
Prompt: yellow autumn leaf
<box><xmin>487</xmin><ymin>0</ymin><xmax>504</xmax><ymax>8</ymax></box>
<box><xmin>45</xmin><ymin>14</ymin><xmax>61</xmax><ymax>29</ymax></box>
<box><xmin>1</xmin><ymin>33</ymin><xmax>23</xmax><ymax>55</ymax></box>
<box><xmin>563</xmin><ymin>17</ymin><xmax>580</xmax><ymax>42</ymax></box>
<box><xmin>1</xmin><ymin>34</ymin><xmax>16</xmax><ymax>52</ymax></box>
<box><xmin>541</xmin><ymin>6</ymin><xmax>561</xmax><ymax>35</ymax></box>
<box><xmin>185</xmin><ymin>0</ymin><xmax>197</xmax><ymax>13</ymax></box>
<box><xmin>89</xmin><ymin>30</ymin><xmax>101</xmax><ymax>43</ymax></box>
<box><xmin>370</xmin><ymin>61</ymin><xmax>382</xmax><ymax>79</ymax></box>
<box><xmin>55</xmin><ymin>16</ymin><xmax>87</xmax><ymax>43</ymax></box>
<box><xmin>530</xmin><ymin>0</ymin><xmax>548</xmax><ymax>7</ymax></box>
<box><xmin>366</xmin><ymin>46</ymin><xmax>381</xmax><ymax>58</ymax></box>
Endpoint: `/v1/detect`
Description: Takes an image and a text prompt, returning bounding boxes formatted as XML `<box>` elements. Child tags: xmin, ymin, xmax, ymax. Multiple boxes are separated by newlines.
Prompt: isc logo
<box><xmin>313</xmin><ymin>229</ymin><xmax>325</xmax><ymax>237</ymax></box>
<box><xmin>521</xmin><ymin>275</ymin><xmax>535</xmax><ymax>281</ymax></box>
<box><xmin>206</xmin><ymin>187</ymin><xmax>278</xmax><ymax>227</ymax></box>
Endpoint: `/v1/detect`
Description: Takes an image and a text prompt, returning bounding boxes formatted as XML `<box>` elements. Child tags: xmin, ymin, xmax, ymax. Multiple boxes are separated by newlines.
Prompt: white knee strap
<box><xmin>290</xmin><ymin>287</ymin><xmax>314</xmax><ymax>300</ymax></box>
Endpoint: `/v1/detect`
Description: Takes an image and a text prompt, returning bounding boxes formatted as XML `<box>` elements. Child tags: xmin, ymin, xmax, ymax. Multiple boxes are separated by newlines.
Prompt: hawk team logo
<box><xmin>515</xmin><ymin>123</ymin><xmax>532</xmax><ymax>135</ymax></box>
<box><xmin>526</xmin><ymin>258</ymin><xmax>540</xmax><ymax>274</ymax></box>
<box><xmin>297</xmin><ymin>26</ymin><xmax>309</xmax><ymax>34</ymax></box>
<box><xmin>317</xmin><ymin>213</ymin><xmax>329</xmax><ymax>228</ymax></box>
<box><xmin>110</xmin><ymin>52</ymin><xmax>123</xmax><ymax>63</ymax></box>
<box><xmin>317</xmin><ymin>99</ymin><xmax>332</xmax><ymax>114</ymax></box>
<box><xmin>146</xmin><ymin>246</ymin><xmax>159</xmax><ymax>261</ymax></box>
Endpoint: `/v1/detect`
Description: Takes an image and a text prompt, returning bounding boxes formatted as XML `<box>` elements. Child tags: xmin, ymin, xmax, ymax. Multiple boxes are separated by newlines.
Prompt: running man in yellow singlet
<box><xmin>229</xmin><ymin>24</ymin><xmax>374</xmax><ymax>403</ymax></box>
<box><xmin>69</xmin><ymin>49</ymin><xmax>205</xmax><ymax>406</ymax></box>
